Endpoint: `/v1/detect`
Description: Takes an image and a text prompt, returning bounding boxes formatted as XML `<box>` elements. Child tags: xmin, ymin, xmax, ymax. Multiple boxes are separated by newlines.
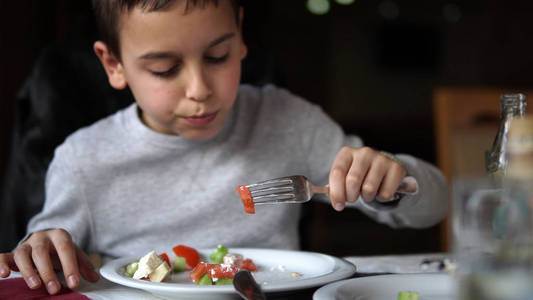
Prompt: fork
<box><xmin>233</xmin><ymin>270</ymin><xmax>266</xmax><ymax>300</ymax></box>
<box><xmin>244</xmin><ymin>175</ymin><xmax>418</xmax><ymax>205</ymax></box>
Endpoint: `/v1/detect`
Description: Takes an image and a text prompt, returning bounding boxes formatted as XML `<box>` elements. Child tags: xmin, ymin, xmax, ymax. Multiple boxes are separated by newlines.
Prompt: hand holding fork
<box><xmin>238</xmin><ymin>147</ymin><xmax>418</xmax><ymax>213</ymax></box>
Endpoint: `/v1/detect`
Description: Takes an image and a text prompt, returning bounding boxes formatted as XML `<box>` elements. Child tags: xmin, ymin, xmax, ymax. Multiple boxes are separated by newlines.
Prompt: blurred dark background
<box><xmin>1</xmin><ymin>0</ymin><xmax>533</xmax><ymax>255</ymax></box>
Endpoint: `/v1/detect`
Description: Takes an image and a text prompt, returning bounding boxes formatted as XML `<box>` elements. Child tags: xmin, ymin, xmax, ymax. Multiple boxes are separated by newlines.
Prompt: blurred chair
<box><xmin>432</xmin><ymin>86</ymin><xmax>533</xmax><ymax>251</ymax></box>
<box><xmin>0</xmin><ymin>42</ymin><xmax>134</xmax><ymax>252</ymax></box>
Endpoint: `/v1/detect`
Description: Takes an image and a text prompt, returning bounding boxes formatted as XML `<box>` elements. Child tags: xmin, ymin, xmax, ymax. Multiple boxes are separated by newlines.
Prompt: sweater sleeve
<box><xmin>353</xmin><ymin>154</ymin><xmax>449</xmax><ymax>228</ymax></box>
<box><xmin>22</xmin><ymin>141</ymin><xmax>93</xmax><ymax>251</ymax></box>
<box><xmin>298</xmin><ymin>97</ymin><xmax>448</xmax><ymax>229</ymax></box>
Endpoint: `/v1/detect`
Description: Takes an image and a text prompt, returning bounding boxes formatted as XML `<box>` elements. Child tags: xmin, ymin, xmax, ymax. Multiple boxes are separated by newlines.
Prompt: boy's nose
<box><xmin>185</xmin><ymin>67</ymin><xmax>212</xmax><ymax>102</ymax></box>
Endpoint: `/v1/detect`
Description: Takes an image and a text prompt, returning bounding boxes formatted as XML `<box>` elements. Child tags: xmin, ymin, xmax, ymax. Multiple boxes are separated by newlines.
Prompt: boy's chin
<box><xmin>179</xmin><ymin>127</ymin><xmax>221</xmax><ymax>141</ymax></box>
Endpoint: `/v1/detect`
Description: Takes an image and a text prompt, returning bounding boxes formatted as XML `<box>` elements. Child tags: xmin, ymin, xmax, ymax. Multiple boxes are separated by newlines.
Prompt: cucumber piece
<box><xmin>398</xmin><ymin>291</ymin><xmax>419</xmax><ymax>300</ymax></box>
<box><xmin>210</xmin><ymin>252</ymin><xmax>225</xmax><ymax>264</ymax></box>
<box><xmin>173</xmin><ymin>256</ymin><xmax>186</xmax><ymax>273</ymax></box>
<box><xmin>197</xmin><ymin>274</ymin><xmax>213</xmax><ymax>285</ymax></box>
<box><xmin>124</xmin><ymin>261</ymin><xmax>139</xmax><ymax>277</ymax></box>
<box><xmin>210</xmin><ymin>245</ymin><xmax>228</xmax><ymax>264</ymax></box>
<box><xmin>215</xmin><ymin>278</ymin><xmax>233</xmax><ymax>285</ymax></box>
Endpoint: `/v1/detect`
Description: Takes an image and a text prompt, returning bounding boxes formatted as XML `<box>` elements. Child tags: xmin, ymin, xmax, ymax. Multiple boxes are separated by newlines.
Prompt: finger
<box><xmin>0</xmin><ymin>253</ymin><xmax>15</xmax><ymax>277</ymax></box>
<box><xmin>13</xmin><ymin>245</ymin><xmax>42</xmax><ymax>290</ymax></box>
<box><xmin>50</xmin><ymin>230</ymin><xmax>81</xmax><ymax>289</ymax></box>
<box><xmin>345</xmin><ymin>150</ymin><xmax>373</xmax><ymax>203</ymax></box>
<box><xmin>32</xmin><ymin>237</ymin><xmax>64</xmax><ymax>295</ymax></box>
<box><xmin>1</xmin><ymin>252</ymin><xmax>19</xmax><ymax>272</ymax></box>
<box><xmin>376</xmin><ymin>163</ymin><xmax>406</xmax><ymax>202</ymax></box>
<box><xmin>76</xmin><ymin>248</ymin><xmax>100</xmax><ymax>282</ymax></box>
<box><xmin>360</xmin><ymin>157</ymin><xmax>389</xmax><ymax>202</ymax></box>
<box><xmin>329</xmin><ymin>147</ymin><xmax>352</xmax><ymax>211</ymax></box>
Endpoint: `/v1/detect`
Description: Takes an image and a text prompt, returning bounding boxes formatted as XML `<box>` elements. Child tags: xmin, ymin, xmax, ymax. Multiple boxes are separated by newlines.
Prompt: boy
<box><xmin>0</xmin><ymin>0</ymin><xmax>447</xmax><ymax>295</ymax></box>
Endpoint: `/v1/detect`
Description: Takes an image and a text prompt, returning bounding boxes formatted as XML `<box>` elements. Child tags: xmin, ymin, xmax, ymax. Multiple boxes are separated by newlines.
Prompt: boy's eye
<box><xmin>151</xmin><ymin>65</ymin><xmax>178</xmax><ymax>78</ymax></box>
<box><xmin>205</xmin><ymin>53</ymin><xmax>229</xmax><ymax>64</ymax></box>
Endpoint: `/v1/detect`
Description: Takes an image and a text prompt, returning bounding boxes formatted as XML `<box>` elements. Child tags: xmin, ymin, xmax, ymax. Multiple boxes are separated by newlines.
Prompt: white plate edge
<box><xmin>100</xmin><ymin>248</ymin><xmax>357</xmax><ymax>294</ymax></box>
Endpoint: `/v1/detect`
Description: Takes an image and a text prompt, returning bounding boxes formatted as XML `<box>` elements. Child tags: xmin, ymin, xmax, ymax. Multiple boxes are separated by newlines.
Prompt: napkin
<box><xmin>0</xmin><ymin>278</ymin><xmax>90</xmax><ymax>300</ymax></box>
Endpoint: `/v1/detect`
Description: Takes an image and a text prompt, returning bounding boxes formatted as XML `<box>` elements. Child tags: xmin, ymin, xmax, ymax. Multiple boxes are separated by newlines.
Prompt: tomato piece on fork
<box><xmin>236</xmin><ymin>185</ymin><xmax>255</xmax><ymax>214</ymax></box>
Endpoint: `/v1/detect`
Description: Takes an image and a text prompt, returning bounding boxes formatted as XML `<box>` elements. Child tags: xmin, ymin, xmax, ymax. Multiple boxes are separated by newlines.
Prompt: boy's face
<box><xmin>95</xmin><ymin>0</ymin><xmax>246</xmax><ymax>140</ymax></box>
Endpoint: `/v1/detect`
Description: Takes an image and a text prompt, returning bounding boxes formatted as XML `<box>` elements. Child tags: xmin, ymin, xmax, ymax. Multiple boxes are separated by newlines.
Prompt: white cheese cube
<box><xmin>133</xmin><ymin>250</ymin><xmax>163</xmax><ymax>279</ymax></box>
<box><xmin>148</xmin><ymin>261</ymin><xmax>171</xmax><ymax>283</ymax></box>
<box><xmin>223</xmin><ymin>253</ymin><xmax>243</xmax><ymax>267</ymax></box>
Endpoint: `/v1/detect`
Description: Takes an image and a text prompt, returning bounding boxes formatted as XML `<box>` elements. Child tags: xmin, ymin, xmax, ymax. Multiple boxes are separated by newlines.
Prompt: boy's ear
<box><xmin>238</xmin><ymin>6</ymin><xmax>247</xmax><ymax>60</ymax></box>
<box><xmin>93</xmin><ymin>41</ymin><xmax>127</xmax><ymax>90</ymax></box>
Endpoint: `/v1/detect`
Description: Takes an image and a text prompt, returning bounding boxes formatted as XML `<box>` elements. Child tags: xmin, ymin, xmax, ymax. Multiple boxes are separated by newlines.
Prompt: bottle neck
<box><xmin>493</xmin><ymin>95</ymin><xmax>527</xmax><ymax>154</ymax></box>
<box><xmin>486</xmin><ymin>94</ymin><xmax>527</xmax><ymax>178</ymax></box>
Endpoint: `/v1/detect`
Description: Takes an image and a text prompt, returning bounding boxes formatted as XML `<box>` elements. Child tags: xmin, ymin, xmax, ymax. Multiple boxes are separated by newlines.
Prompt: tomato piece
<box><xmin>173</xmin><ymin>245</ymin><xmax>200</xmax><ymax>268</ymax></box>
<box><xmin>207</xmin><ymin>264</ymin><xmax>239</xmax><ymax>280</ymax></box>
<box><xmin>241</xmin><ymin>259</ymin><xmax>257</xmax><ymax>272</ymax></box>
<box><xmin>159</xmin><ymin>253</ymin><xmax>170</xmax><ymax>266</ymax></box>
<box><xmin>189</xmin><ymin>262</ymin><xmax>208</xmax><ymax>283</ymax></box>
<box><xmin>236</xmin><ymin>185</ymin><xmax>255</xmax><ymax>214</ymax></box>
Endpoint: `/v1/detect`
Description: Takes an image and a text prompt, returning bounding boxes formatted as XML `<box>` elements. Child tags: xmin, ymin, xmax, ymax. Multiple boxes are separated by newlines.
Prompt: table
<box><xmin>1</xmin><ymin>253</ymin><xmax>450</xmax><ymax>299</ymax></box>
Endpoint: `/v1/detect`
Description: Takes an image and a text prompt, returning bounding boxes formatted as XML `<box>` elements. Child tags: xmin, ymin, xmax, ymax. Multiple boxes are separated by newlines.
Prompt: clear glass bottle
<box><xmin>460</xmin><ymin>117</ymin><xmax>533</xmax><ymax>300</ymax></box>
<box><xmin>497</xmin><ymin>117</ymin><xmax>533</xmax><ymax>298</ymax></box>
<box><xmin>485</xmin><ymin>93</ymin><xmax>527</xmax><ymax>184</ymax></box>
<box><xmin>503</xmin><ymin>117</ymin><xmax>533</xmax><ymax>239</ymax></box>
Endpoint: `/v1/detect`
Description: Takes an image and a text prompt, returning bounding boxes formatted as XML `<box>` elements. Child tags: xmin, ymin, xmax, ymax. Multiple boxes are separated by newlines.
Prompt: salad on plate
<box><xmin>123</xmin><ymin>244</ymin><xmax>257</xmax><ymax>285</ymax></box>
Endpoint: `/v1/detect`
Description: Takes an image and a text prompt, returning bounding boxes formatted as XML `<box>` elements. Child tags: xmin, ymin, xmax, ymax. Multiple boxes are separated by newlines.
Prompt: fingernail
<box><xmin>334</xmin><ymin>202</ymin><xmax>345</xmax><ymax>211</ymax></box>
<box><xmin>47</xmin><ymin>280</ymin><xmax>60</xmax><ymax>294</ymax></box>
<box><xmin>27</xmin><ymin>276</ymin><xmax>40</xmax><ymax>289</ymax></box>
<box><xmin>92</xmin><ymin>270</ymin><xmax>100</xmax><ymax>281</ymax></box>
<box><xmin>87</xmin><ymin>269</ymin><xmax>100</xmax><ymax>282</ymax></box>
<box><xmin>67</xmin><ymin>275</ymin><xmax>78</xmax><ymax>288</ymax></box>
<box><xmin>0</xmin><ymin>266</ymin><xmax>8</xmax><ymax>277</ymax></box>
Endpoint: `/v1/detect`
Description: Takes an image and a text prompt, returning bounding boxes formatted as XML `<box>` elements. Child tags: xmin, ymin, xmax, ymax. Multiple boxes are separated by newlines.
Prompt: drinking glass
<box><xmin>452</xmin><ymin>177</ymin><xmax>533</xmax><ymax>300</ymax></box>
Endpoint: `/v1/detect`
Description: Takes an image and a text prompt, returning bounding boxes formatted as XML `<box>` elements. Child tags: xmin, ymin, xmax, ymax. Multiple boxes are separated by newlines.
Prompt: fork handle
<box><xmin>311</xmin><ymin>184</ymin><xmax>329</xmax><ymax>196</ymax></box>
<box><xmin>311</xmin><ymin>176</ymin><xmax>419</xmax><ymax>196</ymax></box>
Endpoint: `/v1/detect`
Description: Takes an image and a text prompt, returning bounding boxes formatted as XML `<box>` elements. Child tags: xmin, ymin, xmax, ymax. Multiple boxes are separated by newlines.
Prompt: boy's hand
<box><xmin>0</xmin><ymin>228</ymin><xmax>99</xmax><ymax>295</ymax></box>
<box><xmin>329</xmin><ymin>146</ymin><xmax>407</xmax><ymax>211</ymax></box>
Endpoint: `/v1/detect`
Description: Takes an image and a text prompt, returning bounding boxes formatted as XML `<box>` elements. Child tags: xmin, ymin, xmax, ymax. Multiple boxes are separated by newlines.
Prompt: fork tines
<box><xmin>246</xmin><ymin>177</ymin><xmax>297</xmax><ymax>204</ymax></box>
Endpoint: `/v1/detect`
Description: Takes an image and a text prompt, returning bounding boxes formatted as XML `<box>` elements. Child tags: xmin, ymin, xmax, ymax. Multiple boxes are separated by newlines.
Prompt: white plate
<box><xmin>100</xmin><ymin>248</ymin><xmax>356</xmax><ymax>300</ymax></box>
<box><xmin>313</xmin><ymin>273</ymin><xmax>456</xmax><ymax>300</ymax></box>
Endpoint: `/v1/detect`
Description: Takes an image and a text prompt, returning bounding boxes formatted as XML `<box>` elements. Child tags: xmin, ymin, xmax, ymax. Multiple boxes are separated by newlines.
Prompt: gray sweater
<box><xmin>26</xmin><ymin>84</ymin><xmax>448</xmax><ymax>258</ymax></box>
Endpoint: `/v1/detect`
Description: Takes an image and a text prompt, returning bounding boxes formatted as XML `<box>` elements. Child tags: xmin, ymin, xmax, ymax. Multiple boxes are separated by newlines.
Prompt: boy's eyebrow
<box><xmin>207</xmin><ymin>33</ymin><xmax>235</xmax><ymax>48</ymax></box>
<box><xmin>138</xmin><ymin>51</ymin><xmax>176</xmax><ymax>60</ymax></box>
<box><xmin>138</xmin><ymin>33</ymin><xmax>236</xmax><ymax>61</ymax></box>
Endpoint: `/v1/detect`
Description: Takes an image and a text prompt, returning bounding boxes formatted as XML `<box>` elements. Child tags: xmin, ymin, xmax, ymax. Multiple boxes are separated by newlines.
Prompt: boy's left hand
<box><xmin>329</xmin><ymin>146</ymin><xmax>407</xmax><ymax>211</ymax></box>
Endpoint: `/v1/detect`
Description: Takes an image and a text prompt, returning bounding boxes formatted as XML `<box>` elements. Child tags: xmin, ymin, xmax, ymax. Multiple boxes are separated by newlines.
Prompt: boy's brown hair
<box><xmin>92</xmin><ymin>0</ymin><xmax>240</xmax><ymax>60</ymax></box>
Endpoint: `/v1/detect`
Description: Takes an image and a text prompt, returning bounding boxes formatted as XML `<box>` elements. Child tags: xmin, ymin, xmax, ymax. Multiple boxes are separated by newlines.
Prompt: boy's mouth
<box><xmin>184</xmin><ymin>111</ymin><xmax>218</xmax><ymax>126</ymax></box>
